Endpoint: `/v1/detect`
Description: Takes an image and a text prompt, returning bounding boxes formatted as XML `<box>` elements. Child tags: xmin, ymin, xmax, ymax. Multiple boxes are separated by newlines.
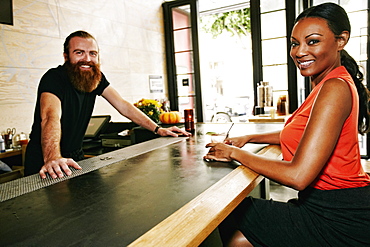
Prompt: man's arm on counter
<box><xmin>39</xmin><ymin>92</ymin><xmax>81</xmax><ymax>179</ymax></box>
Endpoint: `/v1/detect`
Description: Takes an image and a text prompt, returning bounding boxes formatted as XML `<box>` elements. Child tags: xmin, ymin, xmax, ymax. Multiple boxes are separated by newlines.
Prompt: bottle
<box><xmin>277</xmin><ymin>95</ymin><xmax>287</xmax><ymax>115</ymax></box>
<box><xmin>263</xmin><ymin>81</ymin><xmax>273</xmax><ymax>107</ymax></box>
<box><xmin>161</xmin><ymin>99</ymin><xmax>170</xmax><ymax>112</ymax></box>
<box><xmin>0</xmin><ymin>135</ymin><xmax>5</xmax><ymax>153</ymax></box>
<box><xmin>257</xmin><ymin>82</ymin><xmax>264</xmax><ymax>107</ymax></box>
<box><xmin>184</xmin><ymin>109</ymin><xmax>195</xmax><ymax>133</ymax></box>
<box><xmin>13</xmin><ymin>132</ymin><xmax>29</xmax><ymax>148</ymax></box>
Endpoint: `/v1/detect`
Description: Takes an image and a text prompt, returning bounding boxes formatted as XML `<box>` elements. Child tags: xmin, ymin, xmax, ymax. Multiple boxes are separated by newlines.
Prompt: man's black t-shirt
<box><xmin>25</xmin><ymin>65</ymin><xmax>109</xmax><ymax>175</ymax></box>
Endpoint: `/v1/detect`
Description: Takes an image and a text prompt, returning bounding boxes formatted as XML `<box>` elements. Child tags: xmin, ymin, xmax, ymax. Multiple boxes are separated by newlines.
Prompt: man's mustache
<box><xmin>75</xmin><ymin>60</ymin><xmax>97</xmax><ymax>68</ymax></box>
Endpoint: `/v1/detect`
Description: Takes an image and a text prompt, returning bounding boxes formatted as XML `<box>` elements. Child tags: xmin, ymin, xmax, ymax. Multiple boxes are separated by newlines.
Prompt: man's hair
<box><xmin>63</xmin><ymin>30</ymin><xmax>98</xmax><ymax>54</ymax></box>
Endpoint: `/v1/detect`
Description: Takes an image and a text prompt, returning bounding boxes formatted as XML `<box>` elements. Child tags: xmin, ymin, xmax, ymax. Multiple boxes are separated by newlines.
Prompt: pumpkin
<box><xmin>159</xmin><ymin>111</ymin><xmax>181</xmax><ymax>124</ymax></box>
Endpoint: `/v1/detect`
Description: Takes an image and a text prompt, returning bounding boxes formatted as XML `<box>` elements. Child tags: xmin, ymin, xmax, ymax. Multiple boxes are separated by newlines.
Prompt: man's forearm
<box><xmin>102</xmin><ymin>87</ymin><xmax>159</xmax><ymax>133</ymax></box>
<box><xmin>119</xmin><ymin>100</ymin><xmax>159</xmax><ymax>132</ymax></box>
<box><xmin>41</xmin><ymin>117</ymin><xmax>62</xmax><ymax>163</ymax></box>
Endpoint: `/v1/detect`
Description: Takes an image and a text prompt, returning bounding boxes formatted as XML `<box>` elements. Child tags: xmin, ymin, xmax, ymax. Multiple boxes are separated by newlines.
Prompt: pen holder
<box><xmin>184</xmin><ymin>109</ymin><xmax>195</xmax><ymax>133</ymax></box>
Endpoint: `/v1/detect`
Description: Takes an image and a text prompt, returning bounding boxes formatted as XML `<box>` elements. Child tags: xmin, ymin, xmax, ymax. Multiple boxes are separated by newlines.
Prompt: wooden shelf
<box><xmin>0</xmin><ymin>149</ymin><xmax>22</xmax><ymax>159</ymax></box>
<box><xmin>0</xmin><ymin>145</ymin><xmax>27</xmax><ymax>183</ymax></box>
<box><xmin>248</xmin><ymin>115</ymin><xmax>290</xmax><ymax>123</ymax></box>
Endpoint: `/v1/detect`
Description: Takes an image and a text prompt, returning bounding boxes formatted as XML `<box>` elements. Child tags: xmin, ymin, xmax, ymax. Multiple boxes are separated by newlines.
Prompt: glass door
<box><xmin>199</xmin><ymin>2</ymin><xmax>254</xmax><ymax>123</ymax></box>
<box><xmin>162</xmin><ymin>0</ymin><xmax>203</xmax><ymax>122</ymax></box>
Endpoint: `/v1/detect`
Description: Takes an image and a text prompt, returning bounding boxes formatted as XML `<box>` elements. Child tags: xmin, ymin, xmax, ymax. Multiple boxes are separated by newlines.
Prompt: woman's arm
<box><xmin>225</xmin><ymin>130</ymin><xmax>281</xmax><ymax>147</ymax></box>
<box><xmin>206</xmin><ymin>78</ymin><xmax>352</xmax><ymax>190</ymax></box>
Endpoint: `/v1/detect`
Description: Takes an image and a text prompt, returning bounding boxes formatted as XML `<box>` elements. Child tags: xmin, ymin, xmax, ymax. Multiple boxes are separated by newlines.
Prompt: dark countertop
<box><xmin>0</xmin><ymin>123</ymin><xmax>283</xmax><ymax>246</ymax></box>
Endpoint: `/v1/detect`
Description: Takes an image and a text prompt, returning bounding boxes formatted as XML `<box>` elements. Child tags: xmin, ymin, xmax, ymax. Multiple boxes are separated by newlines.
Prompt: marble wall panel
<box><xmin>105</xmin><ymin>71</ymin><xmax>147</xmax><ymax>101</ymax></box>
<box><xmin>128</xmin><ymin>49</ymin><xmax>164</xmax><ymax>74</ymax></box>
<box><xmin>0</xmin><ymin>67</ymin><xmax>41</xmax><ymax>105</ymax></box>
<box><xmin>99</xmin><ymin>44</ymin><xmax>130</xmax><ymax>72</ymax></box>
<box><xmin>3</xmin><ymin>0</ymin><xmax>59</xmax><ymax>37</ymax></box>
<box><xmin>128</xmin><ymin>49</ymin><xmax>152</xmax><ymax>74</ymax></box>
<box><xmin>123</xmin><ymin>25</ymin><xmax>164</xmax><ymax>53</ymax></box>
<box><xmin>0</xmin><ymin>30</ymin><xmax>63</xmax><ymax>68</ymax></box>
<box><xmin>145</xmin><ymin>30</ymin><xmax>165</xmax><ymax>53</ymax></box>
<box><xmin>0</xmin><ymin>67</ymin><xmax>45</xmax><ymax>133</ymax></box>
<box><xmin>102</xmin><ymin>71</ymin><xmax>165</xmax><ymax>100</ymax></box>
<box><xmin>126</xmin><ymin>73</ymin><xmax>166</xmax><ymax>103</ymax></box>
<box><xmin>56</xmin><ymin>7</ymin><xmax>126</xmax><ymax>48</ymax></box>
<box><xmin>50</xmin><ymin>0</ymin><xmax>126</xmax><ymax>23</ymax></box>
<box><xmin>125</xmin><ymin>1</ymin><xmax>163</xmax><ymax>33</ymax></box>
<box><xmin>94</xmin><ymin>21</ymin><xmax>127</xmax><ymax>48</ymax></box>
<box><xmin>1</xmin><ymin>103</ymin><xmax>35</xmax><ymax>134</ymax></box>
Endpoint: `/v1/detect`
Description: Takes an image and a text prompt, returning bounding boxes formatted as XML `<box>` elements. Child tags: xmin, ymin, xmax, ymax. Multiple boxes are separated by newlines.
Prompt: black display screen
<box><xmin>0</xmin><ymin>0</ymin><xmax>13</xmax><ymax>25</ymax></box>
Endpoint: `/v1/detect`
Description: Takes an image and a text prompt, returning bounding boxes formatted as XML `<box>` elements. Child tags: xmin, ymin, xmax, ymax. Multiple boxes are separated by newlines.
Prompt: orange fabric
<box><xmin>280</xmin><ymin>66</ymin><xmax>370</xmax><ymax>190</ymax></box>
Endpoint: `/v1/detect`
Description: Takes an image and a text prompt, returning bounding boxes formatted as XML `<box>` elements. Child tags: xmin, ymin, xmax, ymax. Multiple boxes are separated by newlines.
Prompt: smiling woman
<box><xmin>204</xmin><ymin>3</ymin><xmax>370</xmax><ymax>246</ymax></box>
<box><xmin>290</xmin><ymin>17</ymin><xmax>348</xmax><ymax>85</ymax></box>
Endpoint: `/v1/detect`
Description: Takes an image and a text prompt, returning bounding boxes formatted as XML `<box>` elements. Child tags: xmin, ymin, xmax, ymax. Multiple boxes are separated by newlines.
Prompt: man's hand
<box><xmin>157</xmin><ymin>126</ymin><xmax>191</xmax><ymax>137</ymax></box>
<box><xmin>39</xmin><ymin>158</ymin><xmax>82</xmax><ymax>179</ymax></box>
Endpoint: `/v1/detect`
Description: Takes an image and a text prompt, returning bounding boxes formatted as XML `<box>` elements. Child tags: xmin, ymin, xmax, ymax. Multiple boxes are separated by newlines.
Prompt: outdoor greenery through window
<box><xmin>200</xmin><ymin>8</ymin><xmax>251</xmax><ymax>38</ymax></box>
<box><xmin>199</xmin><ymin>7</ymin><xmax>253</xmax><ymax>122</ymax></box>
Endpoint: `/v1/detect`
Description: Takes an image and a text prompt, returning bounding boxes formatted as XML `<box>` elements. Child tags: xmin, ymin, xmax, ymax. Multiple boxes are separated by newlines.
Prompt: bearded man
<box><xmin>25</xmin><ymin>30</ymin><xmax>189</xmax><ymax>179</ymax></box>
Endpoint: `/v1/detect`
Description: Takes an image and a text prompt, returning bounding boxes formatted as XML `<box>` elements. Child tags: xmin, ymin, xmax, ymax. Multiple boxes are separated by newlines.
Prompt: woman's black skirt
<box><xmin>222</xmin><ymin>185</ymin><xmax>370</xmax><ymax>247</ymax></box>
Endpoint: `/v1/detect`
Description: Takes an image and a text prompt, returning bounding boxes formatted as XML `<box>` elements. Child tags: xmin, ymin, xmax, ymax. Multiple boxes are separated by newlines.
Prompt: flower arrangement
<box><xmin>134</xmin><ymin>98</ymin><xmax>163</xmax><ymax>123</ymax></box>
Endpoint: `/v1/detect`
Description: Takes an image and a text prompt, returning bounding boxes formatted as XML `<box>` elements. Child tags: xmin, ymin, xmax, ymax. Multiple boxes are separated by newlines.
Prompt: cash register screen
<box><xmin>84</xmin><ymin>115</ymin><xmax>111</xmax><ymax>139</ymax></box>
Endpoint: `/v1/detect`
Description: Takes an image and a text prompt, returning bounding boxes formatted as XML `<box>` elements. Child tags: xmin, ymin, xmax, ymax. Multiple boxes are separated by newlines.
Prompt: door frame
<box><xmin>162</xmin><ymin>0</ymin><xmax>204</xmax><ymax>121</ymax></box>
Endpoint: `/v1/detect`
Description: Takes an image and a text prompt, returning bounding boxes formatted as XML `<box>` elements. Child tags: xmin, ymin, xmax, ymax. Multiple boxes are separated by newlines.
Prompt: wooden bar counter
<box><xmin>0</xmin><ymin>123</ymin><xmax>283</xmax><ymax>246</ymax></box>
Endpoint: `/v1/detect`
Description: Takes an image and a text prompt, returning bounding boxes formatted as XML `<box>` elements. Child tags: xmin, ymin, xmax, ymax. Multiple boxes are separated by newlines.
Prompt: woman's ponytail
<box><xmin>341</xmin><ymin>50</ymin><xmax>370</xmax><ymax>134</ymax></box>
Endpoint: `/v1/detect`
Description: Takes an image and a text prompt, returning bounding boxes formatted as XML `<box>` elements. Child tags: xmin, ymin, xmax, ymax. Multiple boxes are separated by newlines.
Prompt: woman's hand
<box><xmin>204</xmin><ymin>142</ymin><xmax>236</xmax><ymax>162</ymax></box>
<box><xmin>225</xmin><ymin>131</ymin><xmax>282</xmax><ymax>147</ymax></box>
<box><xmin>224</xmin><ymin>136</ymin><xmax>250</xmax><ymax>148</ymax></box>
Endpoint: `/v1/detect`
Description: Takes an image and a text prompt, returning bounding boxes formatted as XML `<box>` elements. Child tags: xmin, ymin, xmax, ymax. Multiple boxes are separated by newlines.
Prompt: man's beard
<box><xmin>64</xmin><ymin>60</ymin><xmax>102</xmax><ymax>93</ymax></box>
